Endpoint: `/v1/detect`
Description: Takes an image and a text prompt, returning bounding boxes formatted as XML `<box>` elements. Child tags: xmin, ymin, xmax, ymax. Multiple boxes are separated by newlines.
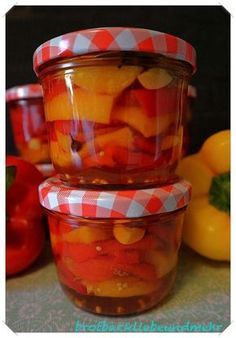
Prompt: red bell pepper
<box><xmin>6</xmin><ymin>156</ymin><xmax>45</xmax><ymax>276</ymax></box>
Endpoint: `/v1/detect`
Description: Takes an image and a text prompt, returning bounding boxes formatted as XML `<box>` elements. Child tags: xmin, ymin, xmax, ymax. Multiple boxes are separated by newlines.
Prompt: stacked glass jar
<box><xmin>6</xmin><ymin>84</ymin><xmax>54</xmax><ymax>177</ymax></box>
<box><xmin>34</xmin><ymin>27</ymin><xmax>196</xmax><ymax>315</ymax></box>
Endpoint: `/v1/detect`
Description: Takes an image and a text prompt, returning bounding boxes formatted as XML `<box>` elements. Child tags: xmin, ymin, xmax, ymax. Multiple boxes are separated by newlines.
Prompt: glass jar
<box><xmin>34</xmin><ymin>27</ymin><xmax>196</xmax><ymax>189</ymax></box>
<box><xmin>39</xmin><ymin>176</ymin><xmax>191</xmax><ymax>315</ymax></box>
<box><xmin>6</xmin><ymin>84</ymin><xmax>50</xmax><ymax>164</ymax></box>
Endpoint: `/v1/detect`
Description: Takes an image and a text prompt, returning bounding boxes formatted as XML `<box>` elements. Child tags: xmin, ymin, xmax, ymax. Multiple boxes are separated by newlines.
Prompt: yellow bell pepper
<box><xmin>176</xmin><ymin>130</ymin><xmax>230</xmax><ymax>261</ymax></box>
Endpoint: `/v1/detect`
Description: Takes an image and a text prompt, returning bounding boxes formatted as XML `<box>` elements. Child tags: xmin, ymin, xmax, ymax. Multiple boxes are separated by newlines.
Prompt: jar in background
<box><xmin>34</xmin><ymin>27</ymin><xmax>196</xmax><ymax>189</ymax></box>
<box><xmin>6</xmin><ymin>84</ymin><xmax>50</xmax><ymax>164</ymax></box>
<box><xmin>39</xmin><ymin>176</ymin><xmax>191</xmax><ymax>315</ymax></box>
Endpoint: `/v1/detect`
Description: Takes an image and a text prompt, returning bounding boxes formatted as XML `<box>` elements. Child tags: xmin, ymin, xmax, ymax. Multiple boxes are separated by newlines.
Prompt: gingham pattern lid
<box><xmin>33</xmin><ymin>27</ymin><xmax>197</xmax><ymax>75</ymax></box>
<box><xmin>6</xmin><ymin>84</ymin><xmax>43</xmax><ymax>102</ymax></box>
<box><xmin>39</xmin><ymin>177</ymin><xmax>191</xmax><ymax>218</ymax></box>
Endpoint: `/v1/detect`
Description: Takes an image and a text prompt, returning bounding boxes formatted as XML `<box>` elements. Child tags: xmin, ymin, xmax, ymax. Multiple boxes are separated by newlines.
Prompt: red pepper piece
<box><xmin>63</xmin><ymin>241</ymin><xmax>100</xmax><ymax>263</ymax></box>
<box><xmin>65</xmin><ymin>255</ymin><xmax>156</xmax><ymax>283</ymax></box>
<box><xmin>61</xmin><ymin>235</ymin><xmax>161</xmax><ymax>268</ymax></box>
<box><xmin>99</xmin><ymin>145</ymin><xmax>154</xmax><ymax>168</ymax></box>
<box><xmin>133</xmin><ymin>135</ymin><xmax>157</xmax><ymax>155</ymax></box>
<box><xmin>65</xmin><ymin>256</ymin><xmax>115</xmax><ymax>282</ymax></box>
<box><xmin>63</xmin><ymin>241</ymin><xmax>141</xmax><ymax>265</ymax></box>
<box><xmin>133</xmin><ymin>89</ymin><xmax>157</xmax><ymax>117</ymax></box>
<box><xmin>57</xmin><ymin>259</ymin><xmax>87</xmax><ymax>294</ymax></box>
<box><xmin>54</xmin><ymin>120</ymin><xmax>84</xmax><ymax>142</ymax></box>
<box><xmin>113</xmin><ymin>250</ymin><xmax>140</xmax><ymax>264</ymax></box>
<box><xmin>132</xmin><ymin>86</ymin><xmax>179</xmax><ymax>117</ymax></box>
<box><xmin>43</xmin><ymin>78</ymin><xmax>68</xmax><ymax>102</ymax></box>
<box><xmin>84</xmin><ymin>153</ymin><xmax>116</xmax><ymax>168</ymax></box>
<box><xmin>47</xmin><ymin>122</ymin><xmax>57</xmax><ymax>142</ymax></box>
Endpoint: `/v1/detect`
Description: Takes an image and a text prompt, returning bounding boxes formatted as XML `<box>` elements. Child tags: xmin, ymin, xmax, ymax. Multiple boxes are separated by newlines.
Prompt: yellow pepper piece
<box><xmin>112</xmin><ymin>106</ymin><xmax>174</xmax><ymax>137</ymax></box>
<box><xmin>73</xmin><ymin>66</ymin><xmax>143</xmax><ymax>95</ymax></box>
<box><xmin>138</xmin><ymin>68</ymin><xmax>172</xmax><ymax>89</ymax></box>
<box><xmin>113</xmin><ymin>225</ymin><xmax>145</xmax><ymax>244</ymax></box>
<box><xmin>62</xmin><ymin>226</ymin><xmax>112</xmax><ymax>244</ymax></box>
<box><xmin>200</xmin><ymin>130</ymin><xmax>230</xmax><ymax>174</ymax></box>
<box><xmin>161</xmin><ymin>126</ymin><xmax>183</xmax><ymax>151</ymax></box>
<box><xmin>45</xmin><ymin>88</ymin><xmax>114</xmax><ymax>123</ymax></box>
<box><xmin>183</xmin><ymin>197</ymin><xmax>230</xmax><ymax>261</ymax></box>
<box><xmin>85</xmin><ymin>277</ymin><xmax>157</xmax><ymax>297</ymax></box>
<box><xmin>176</xmin><ymin>154</ymin><xmax>214</xmax><ymax>198</ymax></box>
<box><xmin>49</xmin><ymin>131</ymin><xmax>73</xmax><ymax>168</ymax></box>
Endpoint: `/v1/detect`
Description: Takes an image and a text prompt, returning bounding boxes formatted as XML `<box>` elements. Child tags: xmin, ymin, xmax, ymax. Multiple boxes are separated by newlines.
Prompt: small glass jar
<box><xmin>34</xmin><ymin>27</ymin><xmax>196</xmax><ymax>189</ymax></box>
<box><xmin>6</xmin><ymin>84</ymin><xmax>50</xmax><ymax>164</ymax></box>
<box><xmin>39</xmin><ymin>176</ymin><xmax>191</xmax><ymax>315</ymax></box>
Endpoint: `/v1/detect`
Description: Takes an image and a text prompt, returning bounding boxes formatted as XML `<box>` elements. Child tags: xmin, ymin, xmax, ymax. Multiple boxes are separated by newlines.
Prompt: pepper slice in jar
<box><xmin>62</xmin><ymin>225</ymin><xmax>113</xmax><ymax>244</ymax></box>
<box><xmin>137</xmin><ymin>68</ymin><xmax>173</xmax><ymax>89</ymax></box>
<box><xmin>64</xmin><ymin>255</ymin><xmax>156</xmax><ymax>282</ymax></box>
<box><xmin>132</xmin><ymin>86</ymin><xmax>179</xmax><ymax>118</ymax></box>
<box><xmin>85</xmin><ymin>145</ymin><xmax>155</xmax><ymax>169</ymax></box>
<box><xmin>61</xmin><ymin>232</ymin><xmax>162</xmax><ymax>270</ymax></box>
<box><xmin>112</xmin><ymin>106</ymin><xmax>175</xmax><ymax>138</ymax></box>
<box><xmin>85</xmin><ymin>276</ymin><xmax>158</xmax><ymax>297</ymax></box>
<box><xmin>45</xmin><ymin>88</ymin><xmax>114</xmax><ymax>123</ymax></box>
<box><xmin>63</xmin><ymin>241</ymin><xmax>141</xmax><ymax>264</ymax></box>
<box><xmin>78</xmin><ymin>126</ymin><xmax>134</xmax><ymax>158</ymax></box>
<box><xmin>72</xmin><ymin>65</ymin><xmax>143</xmax><ymax>95</ymax></box>
<box><xmin>113</xmin><ymin>225</ymin><xmax>145</xmax><ymax>244</ymax></box>
<box><xmin>57</xmin><ymin>259</ymin><xmax>87</xmax><ymax>294</ymax></box>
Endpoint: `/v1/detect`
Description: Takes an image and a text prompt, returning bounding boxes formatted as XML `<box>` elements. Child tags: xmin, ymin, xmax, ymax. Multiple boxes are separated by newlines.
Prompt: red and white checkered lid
<box><xmin>39</xmin><ymin>177</ymin><xmax>191</xmax><ymax>219</ymax></box>
<box><xmin>6</xmin><ymin>84</ymin><xmax>43</xmax><ymax>102</ymax></box>
<box><xmin>33</xmin><ymin>27</ymin><xmax>197</xmax><ymax>75</ymax></box>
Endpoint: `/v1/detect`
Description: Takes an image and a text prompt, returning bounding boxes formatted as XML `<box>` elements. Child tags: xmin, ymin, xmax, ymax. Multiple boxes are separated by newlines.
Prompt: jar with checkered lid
<box><xmin>33</xmin><ymin>27</ymin><xmax>196</xmax><ymax>188</ymax></box>
<box><xmin>39</xmin><ymin>176</ymin><xmax>191</xmax><ymax>315</ymax></box>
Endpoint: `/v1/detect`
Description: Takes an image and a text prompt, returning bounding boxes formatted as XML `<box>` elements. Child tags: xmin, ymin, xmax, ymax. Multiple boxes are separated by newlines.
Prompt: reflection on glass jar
<box><xmin>182</xmin><ymin>85</ymin><xmax>197</xmax><ymax>157</ymax></box>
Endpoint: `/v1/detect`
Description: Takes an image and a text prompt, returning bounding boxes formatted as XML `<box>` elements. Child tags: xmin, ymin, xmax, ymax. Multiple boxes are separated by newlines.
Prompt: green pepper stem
<box><xmin>209</xmin><ymin>172</ymin><xmax>230</xmax><ymax>213</ymax></box>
